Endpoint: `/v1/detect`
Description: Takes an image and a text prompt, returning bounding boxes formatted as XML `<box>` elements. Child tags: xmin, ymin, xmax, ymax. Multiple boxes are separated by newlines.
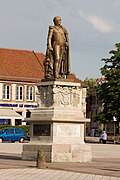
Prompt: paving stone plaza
<box><xmin>0</xmin><ymin>168</ymin><xmax>120</xmax><ymax>180</ymax></box>
<box><xmin>0</xmin><ymin>143</ymin><xmax>120</xmax><ymax>179</ymax></box>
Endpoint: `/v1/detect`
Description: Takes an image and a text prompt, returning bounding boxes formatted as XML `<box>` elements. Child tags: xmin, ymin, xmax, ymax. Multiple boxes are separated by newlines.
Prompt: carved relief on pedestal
<box><xmin>36</xmin><ymin>85</ymin><xmax>53</xmax><ymax>107</ymax></box>
<box><xmin>72</xmin><ymin>87</ymin><xmax>80</xmax><ymax>108</ymax></box>
<box><xmin>58</xmin><ymin>86</ymin><xmax>70</xmax><ymax>107</ymax></box>
<box><xmin>36</xmin><ymin>84</ymin><xmax>81</xmax><ymax>108</ymax></box>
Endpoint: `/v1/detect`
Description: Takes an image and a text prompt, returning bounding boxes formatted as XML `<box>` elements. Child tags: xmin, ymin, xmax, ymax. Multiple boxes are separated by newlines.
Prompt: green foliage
<box><xmin>0</xmin><ymin>124</ymin><xmax>12</xmax><ymax>129</ymax></box>
<box><xmin>93</xmin><ymin>113</ymin><xmax>106</xmax><ymax>123</ymax></box>
<box><xmin>83</xmin><ymin>77</ymin><xmax>97</xmax><ymax>96</ymax></box>
<box><xmin>97</xmin><ymin>43</ymin><xmax>120</xmax><ymax>120</ymax></box>
<box><xmin>84</xmin><ymin>77</ymin><xmax>96</xmax><ymax>87</ymax></box>
<box><xmin>17</xmin><ymin>125</ymin><xmax>30</xmax><ymax>134</ymax></box>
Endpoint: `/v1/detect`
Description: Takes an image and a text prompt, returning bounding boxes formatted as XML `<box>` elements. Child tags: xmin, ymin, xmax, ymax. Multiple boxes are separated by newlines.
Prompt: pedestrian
<box><xmin>100</xmin><ymin>131</ymin><xmax>107</xmax><ymax>144</ymax></box>
<box><xmin>90</xmin><ymin>127</ymin><xmax>95</xmax><ymax>137</ymax></box>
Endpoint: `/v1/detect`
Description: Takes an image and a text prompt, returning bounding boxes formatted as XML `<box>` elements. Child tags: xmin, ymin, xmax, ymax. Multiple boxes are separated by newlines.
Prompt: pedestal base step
<box><xmin>22</xmin><ymin>143</ymin><xmax>92</xmax><ymax>163</ymax></box>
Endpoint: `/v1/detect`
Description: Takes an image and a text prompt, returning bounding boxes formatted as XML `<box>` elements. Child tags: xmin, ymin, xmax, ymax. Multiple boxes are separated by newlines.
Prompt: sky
<box><xmin>0</xmin><ymin>0</ymin><xmax>120</xmax><ymax>80</ymax></box>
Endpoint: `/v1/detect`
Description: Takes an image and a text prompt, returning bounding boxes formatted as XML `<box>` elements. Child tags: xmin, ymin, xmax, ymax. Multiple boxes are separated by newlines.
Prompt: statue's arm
<box><xmin>47</xmin><ymin>26</ymin><xmax>54</xmax><ymax>51</ymax></box>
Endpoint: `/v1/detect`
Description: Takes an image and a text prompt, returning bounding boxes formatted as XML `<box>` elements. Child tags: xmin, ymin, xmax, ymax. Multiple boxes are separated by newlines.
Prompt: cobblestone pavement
<box><xmin>0</xmin><ymin>153</ymin><xmax>120</xmax><ymax>179</ymax></box>
<box><xmin>0</xmin><ymin>168</ymin><xmax>120</xmax><ymax>180</ymax></box>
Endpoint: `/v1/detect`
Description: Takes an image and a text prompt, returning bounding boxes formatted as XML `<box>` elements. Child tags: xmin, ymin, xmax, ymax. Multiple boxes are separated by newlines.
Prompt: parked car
<box><xmin>0</xmin><ymin>127</ymin><xmax>25</xmax><ymax>143</ymax></box>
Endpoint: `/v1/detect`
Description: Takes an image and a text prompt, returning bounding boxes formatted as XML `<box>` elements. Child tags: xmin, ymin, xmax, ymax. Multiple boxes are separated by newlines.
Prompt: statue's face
<box><xmin>54</xmin><ymin>17</ymin><xmax>61</xmax><ymax>25</ymax></box>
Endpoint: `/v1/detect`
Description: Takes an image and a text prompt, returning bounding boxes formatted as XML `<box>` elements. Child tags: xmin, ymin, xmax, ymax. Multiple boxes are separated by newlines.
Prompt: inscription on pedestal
<box><xmin>56</xmin><ymin>124</ymin><xmax>80</xmax><ymax>137</ymax></box>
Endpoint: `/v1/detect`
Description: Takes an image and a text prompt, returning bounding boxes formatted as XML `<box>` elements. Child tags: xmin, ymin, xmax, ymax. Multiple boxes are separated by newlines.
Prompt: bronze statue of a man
<box><xmin>44</xmin><ymin>16</ymin><xmax>70</xmax><ymax>79</ymax></box>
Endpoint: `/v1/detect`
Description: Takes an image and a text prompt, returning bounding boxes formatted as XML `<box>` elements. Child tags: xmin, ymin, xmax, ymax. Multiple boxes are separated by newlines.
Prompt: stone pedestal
<box><xmin>22</xmin><ymin>80</ymin><xmax>92</xmax><ymax>162</ymax></box>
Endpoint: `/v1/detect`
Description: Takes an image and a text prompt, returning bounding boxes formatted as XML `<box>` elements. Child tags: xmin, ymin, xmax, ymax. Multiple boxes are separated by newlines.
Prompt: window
<box><xmin>15</xmin><ymin>128</ymin><xmax>22</xmax><ymax>134</ymax></box>
<box><xmin>26</xmin><ymin>86</ymin><xmax>33</xmax><ymax>101</ymax></box>
<box><xmin>15</xmin><ymin>119</ymin><xmax>22</xmax><ymax>126</ymax></box>
<box><xmin>16</xmin><ymin>86</ymin><xmax>23</xmax><ymax>100</ymax></box>
<box><xmin>26</xmin><ymin>111</ymin><xmax>31</xmax><ymax>118</ymax></box>
<box><xmin>3</xmin><ymin>85</ymin><xmax>10</xmax><ymax>100</ymax></box>
<box><xmin>6</xmin><ymin>129</ymin><xmax>14</xmax><ymax>134</ymax></box>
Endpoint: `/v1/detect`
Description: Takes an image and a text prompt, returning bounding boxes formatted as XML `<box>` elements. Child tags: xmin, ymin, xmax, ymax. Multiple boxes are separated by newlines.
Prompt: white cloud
<box><xmin>88</xmin><ymin>15</ymin><xmax>114</xmax><ymax>33</ymax></box>
<box><xmin>79</xmin><ymin>11</ymin><xmax>115</xmax><ymax>33</ymax></box>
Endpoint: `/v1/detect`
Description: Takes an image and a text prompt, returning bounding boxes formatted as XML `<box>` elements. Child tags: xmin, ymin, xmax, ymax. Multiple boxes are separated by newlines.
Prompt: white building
<box><xmin>0</xmin><ymin>48</ymin><xmax>45</xmax><ymax>126</ymax></box>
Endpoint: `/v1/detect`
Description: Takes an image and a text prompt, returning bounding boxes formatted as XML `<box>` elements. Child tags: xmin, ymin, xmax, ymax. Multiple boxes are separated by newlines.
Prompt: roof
<box><xmin>0</xmin><ymin>48</ymin><xmax>45</xmax><ymax>83</ymax></box>
<box><xmin>67</xmin><ymin>74</ymin><xmax>88</xmax><ymax>87</ymax></box>
<box><xmin>0</xmin><ymin>48</ymin><xmax>85</xmax><ymax>84</ymax></box>
<box><xmin>0</xmin><ymin>108</ymin><xmax>22</xmax><ymax>119</ymax></box>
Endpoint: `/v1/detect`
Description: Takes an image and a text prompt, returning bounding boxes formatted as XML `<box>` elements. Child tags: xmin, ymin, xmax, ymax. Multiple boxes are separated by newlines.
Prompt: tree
<box><xmin>84</xmin><ymin>78</ymin><xmax>97</xmax><ymax>128</ymax></box>
<box><xmin>97</xmin><ymin>43</ymin><xmax>120</xmax><ymax>121</ymax></box>
<box><xmin>83</xmin><ymin>77</ymin><xmax>96</xmax><ymax>96</ymax></box>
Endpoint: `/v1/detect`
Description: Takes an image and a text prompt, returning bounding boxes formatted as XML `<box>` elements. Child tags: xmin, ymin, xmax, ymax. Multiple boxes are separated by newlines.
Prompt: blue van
<box><xmin>0</xmin><ymin>127</ymin><xmax>25</xmax><ymax>143</ymax></box>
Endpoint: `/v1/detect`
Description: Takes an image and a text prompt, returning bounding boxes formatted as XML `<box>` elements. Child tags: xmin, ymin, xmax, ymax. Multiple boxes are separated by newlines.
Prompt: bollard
<box><xmin>37</xmin><ymin>150</ymin><xmax>46</xmax><ymax>169</ymax></box>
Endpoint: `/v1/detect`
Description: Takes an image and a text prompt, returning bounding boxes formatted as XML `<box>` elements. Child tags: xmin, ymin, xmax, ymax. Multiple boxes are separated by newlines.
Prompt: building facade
<box><xmin>0</xmin><ymin>48</ymin><xmax>45</xmax><ymax>125</ymax></box>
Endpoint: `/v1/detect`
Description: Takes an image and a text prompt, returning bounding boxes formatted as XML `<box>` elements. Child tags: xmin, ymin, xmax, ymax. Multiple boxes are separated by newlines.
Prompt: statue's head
<box><xmin>53</xmin><ymin>16</ymin><xmax>61</xmax><ymax>25</ymax></box>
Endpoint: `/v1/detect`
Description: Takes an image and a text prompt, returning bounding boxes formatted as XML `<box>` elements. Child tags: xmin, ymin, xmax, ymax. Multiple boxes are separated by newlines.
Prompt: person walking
<box><xmin>100</xmin><ymin>131</ymin><xmax>107</xmax><ymax>144</ymax></box>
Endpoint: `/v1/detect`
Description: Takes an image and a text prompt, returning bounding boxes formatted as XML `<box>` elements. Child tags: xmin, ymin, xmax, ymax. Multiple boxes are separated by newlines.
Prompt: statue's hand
<box><xmin>48</xmin><ymin>46</ymin><xmax>53</xmax><ymax>51</ymax></box>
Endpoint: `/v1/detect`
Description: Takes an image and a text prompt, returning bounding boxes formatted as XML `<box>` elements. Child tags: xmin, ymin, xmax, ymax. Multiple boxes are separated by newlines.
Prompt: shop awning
<box><xmin>0</xmin><ymin>108</ymin><xmax>22</xmax><ymax>119</ymax></box>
